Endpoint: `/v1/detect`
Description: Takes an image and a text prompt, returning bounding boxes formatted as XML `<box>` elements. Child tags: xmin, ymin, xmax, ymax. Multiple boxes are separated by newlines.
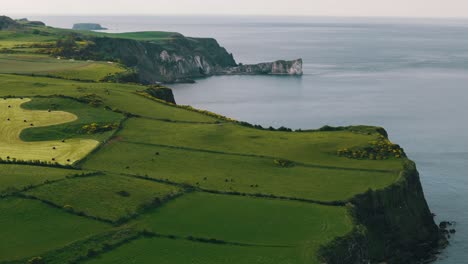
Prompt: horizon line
<box><xmin>5</xmin><ymin>13</ymin><xmax>468</xmax><ymax>20</ymax></box>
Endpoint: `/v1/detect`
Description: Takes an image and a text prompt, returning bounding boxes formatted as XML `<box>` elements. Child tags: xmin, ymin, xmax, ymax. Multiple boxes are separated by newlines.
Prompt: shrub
<box><xmin>81</xmin><ymin>123</ymin><xmax>119</xmax><ymax>134</ymax></box>
<box><xmin>337</xmin><ymin>135</ymin><xmax>406</xmax><ymax>160</ymax></box>
<box><xmin>28</xmin><ymin>257</ymin><xmax>44</xmax><ymax>264</ymax></box>
<box><xmin>274</xmin><ymin>159</ymin><xmax>295</xmax><ymax>168</ymax></box>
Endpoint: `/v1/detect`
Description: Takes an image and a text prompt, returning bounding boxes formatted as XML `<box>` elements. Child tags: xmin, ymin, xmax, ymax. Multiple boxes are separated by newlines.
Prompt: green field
<box><xmin>0</xmin><ymin>20</ymin><xmax>409</xmax><ymax>264</ymax></box>
<box><xmin>0</xmin><ymin>54</ymin><xmax>126</xmax><ymax>81</ymax></box>
<box><xmin>0</xmin><ymin>164</ymin><xmax>79</xmax><ymax>194</ymax></box>
<box><xmin>117</xmin><ymin>118</ymin><xmax>403</xmax><ymax>171</ymax></box>
<box><xmin>25</xmin><ymin>173</ymin><xmax>183</xmax><ymax>222</ymax></box>
<box><xmin>82</xmin><ymin>141</ymin><xmax>399</xmax><ymax>202</ymax></box>
<box><xmin>86</xmin><ymin>236</ymin><xmax>304</xmax><ymax>264</ymax></box>
<box><xmin>21</xmin><ymin>97</ymin><xmax>124</xmax><ymax>142</ymax></box>
<box><xmin>137</xmin><ymin>192</ymin><xmax>352</xmax><ymax>246</ymax></box>
<box><xmin>0</xmin><ymin>197</ymin><xmax>109</xmax><ymax>262</ymax></box>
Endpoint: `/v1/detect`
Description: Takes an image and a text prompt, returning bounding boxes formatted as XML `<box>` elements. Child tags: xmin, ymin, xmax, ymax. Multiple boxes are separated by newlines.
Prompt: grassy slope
<box><xmin>86</xmin><ymin>236</ymin><xmax>304</xmax><ymax>264</ymax></box>
<box><xmin>0</xmin><ymin>98</ymin><xmax>98</xmax><ymax>164</ymax></box>
<box><xmin>136</xmin><ymin>192</ymin><xmax>352</xmax><ymax>247</ymax></box>
<box><xmin>117</xmin><ymin>118</ymin><xmax>403</xmax><ymax>171</ymax></box>
<box><xmin>82</xmin><ymin>141</ymin><xmax>399</xmax><ymax>202</ymax></box>
<box><xmin>0</xmin><ymin>164</ymin><xmax>79</xmax><ymax>194</ymax></box>
<box><xmin>21</xmin><ymin>97</ymin><xmax>124</xmax><ymax>142</ymax></box>
<box><xmin>0</xmin><ymin>54</ymin><xmax>125</xmax><ymax>81</ymax></box>
<box><xmin>25</xmin><ymin>173</ymin><xmax>182</xmax><ymax>222</ymax></box>
<box><xmin>0</xmin><ymin>25</ymin><xmax>409</xmax><ymax>263</ymax></box>
<box><xmin>0</xmin><ymin>74</ymin><xmax>217</xmax><ymax>122</ymax></box>
<box><xmin>0</xmin><ymin>197</ymin><xmax>109</xmax><ymax>262</ymax></box>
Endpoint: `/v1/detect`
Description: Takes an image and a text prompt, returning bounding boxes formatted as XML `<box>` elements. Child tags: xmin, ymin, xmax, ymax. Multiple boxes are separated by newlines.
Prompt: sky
<box><xmin>3</xmin><ymin>0</ymin><xmax>468</xmax><ymax>18</ymax></box>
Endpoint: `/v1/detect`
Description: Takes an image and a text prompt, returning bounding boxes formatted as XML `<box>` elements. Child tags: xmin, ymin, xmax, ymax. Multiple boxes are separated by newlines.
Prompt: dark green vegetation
<box><xmin>21</xmin><ymin>96</ymin><xmax>124</xmax><ymax>142</ymax></box>
<box><xmin>0</xmin><ymin>16</ymin><xmax>442</xmax><ymax>264</ymax></box>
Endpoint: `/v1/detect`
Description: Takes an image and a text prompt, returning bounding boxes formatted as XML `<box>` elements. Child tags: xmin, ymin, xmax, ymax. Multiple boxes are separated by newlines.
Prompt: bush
<box><xmin>274</xmin><ymin>159</ymin><xmax>295</xmax><ymax>168</ymax></box>
<box><xmin>81</xmin><ymin>123</ymin><xmax>119</xmax><ymax>134</ymax></box>
<box><xmin>337</xmin><ymin>135</ymin><xmax>406</xmax><ymax>160</ymax></box>
<box><xmin>28</xmin><ymin>257</ymin><xmax>44</xmax><ymax>264</ymax></box>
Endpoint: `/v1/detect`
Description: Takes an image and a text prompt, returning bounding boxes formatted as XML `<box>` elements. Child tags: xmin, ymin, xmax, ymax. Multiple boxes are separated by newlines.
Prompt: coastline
<box><xmin>319</xmin><ymin>160</ymin><xmax>446</xmax><ymax>263</ymax></box>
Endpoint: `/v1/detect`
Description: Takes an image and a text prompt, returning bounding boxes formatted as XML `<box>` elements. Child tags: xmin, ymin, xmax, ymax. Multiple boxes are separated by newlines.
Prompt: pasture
<box><xmin>0</xmin><ymin>197</ymin><xmax>109</xmax><ymax>262</ymax></box>
<box><xmin>21</xmin><ymin>97</ymin><xmax>124</xmax><ymax>142</ymax></box>
<box><xmin>25</xmin><ymin>173</ymin><xmax>183</xmax><ymax>222</ymax></box>
<box><xmin>117</xmin><ymin>118</ymin><xmax>403</xmax><ymax>171</ymax></box>
<box><xmin>82</xmin><ymin>141</ymin><xmax>399</xmax><ymax>202</ymax></box>
<box><xmin>0</xmin><ymin>164</ymin><xmax>79</xmax><ymax>195</ymax></box>
<box><xmin>0</xmin><ymin>98</ymin><xmax>98</xmax><ymax>164</ymax></box>
<box><xmin>86</xmin><ymin>236</ymin><xmax>305</xmax><ymax>264</ymax></box>
<box><xmin>136</xmin><ymin>192</ymin><xmax>352</xmax><ymax>247</ymax></box>
<box><xmin>0</xmin><ymin>54</ymin><xmax>126</xmax><ymax>81</ymax></box>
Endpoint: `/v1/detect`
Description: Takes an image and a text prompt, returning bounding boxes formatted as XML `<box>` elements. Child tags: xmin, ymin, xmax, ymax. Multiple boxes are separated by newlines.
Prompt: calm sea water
<box><xmin>22</xmin><ymin>15</ymin><xmax>468</xmax><ymax>262</ymax></box>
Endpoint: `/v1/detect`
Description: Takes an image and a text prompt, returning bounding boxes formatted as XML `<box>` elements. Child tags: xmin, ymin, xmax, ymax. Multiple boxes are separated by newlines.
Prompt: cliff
<box><xmin>144</xmin><ymin>86</ymin><xmax>177</xmax><ymax>104</ymax></box>
<box><xmin>51</xmin><ymin>32</ymin><xmax>301</xmax><ymax>83</ymax></box>
<box><xmin>221</xmin><ymin>59</ymin><xmax>303</xmax><ymax>75</ymax></box>
<box><xmin>72</xmin><ymin>23</ymin><xmax>107</xmax><ymax>31</ymax></box>
<box><xmin>319</xmin><ymin>160</ymin><xmax>445</xmax><ymax>263</ymax></box>
<box><xmin>81</xmin><ymin>35</ymin><xmax>237</xmax><ymax>83</ymax></box>
<box><xmin>0</xmin><ymin>16</ymin><xmax>21</xmax><ymax>30</ymax></box>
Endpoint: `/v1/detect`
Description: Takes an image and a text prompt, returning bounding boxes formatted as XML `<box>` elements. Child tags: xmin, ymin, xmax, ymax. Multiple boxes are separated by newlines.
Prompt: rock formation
<box><xmin>73</xmin><ymin>23</ymin><xmax>107</xmax><ymax>31</ymax></box>
<box><xmin>221</xmin><ymin>59</ymin><xmax>303</xmax><ymax>75</ymax></box>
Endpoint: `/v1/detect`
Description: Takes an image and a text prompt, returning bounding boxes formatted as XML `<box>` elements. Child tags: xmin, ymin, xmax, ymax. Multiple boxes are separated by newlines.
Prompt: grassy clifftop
<box><xmin>0</xmin><ymin>16</ymin><xmax>442</xmax><ymax>264</ymax></box>
<box><xmin>0</xmin><ymin>18</ymin><xmax>237</xmax><ymax>83</ymax></box>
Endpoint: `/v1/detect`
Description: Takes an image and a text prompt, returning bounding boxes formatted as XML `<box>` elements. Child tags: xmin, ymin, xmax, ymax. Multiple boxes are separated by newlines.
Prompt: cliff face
<box><xmin>73</xmin><ymin>23</ymin><xmax>107</xmax><ymax>31</ymax></box>
<box><xmin>85</xmin><ymin>36</ymin><xmax>237</xmax><ymax>84</ymax></box>
<box><xmin>222</xmin><ymin>59</ymin><xmax>303</xmax><ymax>75</ymax></box>
<box><xmin>0</xmin><ymin>16</ymin><xmax>21</xmax><ymax>30</ymax></box>
<box><xmin>144</xmin><ymin>86</ymin><xmax>176</xmax><ymax>104</ymax></box>
<box><xmin>320</xmin><ymin>160</ymin><xmax>444</xmax><ymax>264</ymax></box>
<box><xmin>79</xmin><ymin>35</ymin><xmax>301</xmax><ymax>83</ymax></box>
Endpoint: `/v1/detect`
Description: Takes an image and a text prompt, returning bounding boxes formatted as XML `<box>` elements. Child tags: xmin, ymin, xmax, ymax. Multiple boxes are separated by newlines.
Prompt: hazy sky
<box><xmin>4</xmin><ymin>0</ymin><xmax>468</xmax><ymax>18</ymax></box>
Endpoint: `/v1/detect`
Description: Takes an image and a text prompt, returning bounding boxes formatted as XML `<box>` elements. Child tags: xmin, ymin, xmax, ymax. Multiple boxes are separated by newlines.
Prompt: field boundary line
<box><xmin>122</xmin><ymin>140</ymin><xmax>397</xmax><ymax>174</ymax></box>
<box><xmin>114</xmin><ymin>172</ymin><xmax>347</xmax><ymax>206</ymax></box>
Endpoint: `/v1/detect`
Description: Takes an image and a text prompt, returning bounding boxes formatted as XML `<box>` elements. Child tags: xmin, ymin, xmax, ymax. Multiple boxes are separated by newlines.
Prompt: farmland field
<box><xmin>0</xmin><ymin>54</ymin><xmax>126</xmax><ymax>81</ymax></box>
<box><xmin>25</xmin><ymin>173</ymin><xmax>183</xmax><ymax>222</ymax></box>
<box><xmin>0</xmin><ymin>164</ymin><xmax>79</xmax><ymax>194</ymax></box>
<box><xmin>82</xmin><ymin>141</ymin><xmax>399</xmax><ymax>202</ymax></box>
<box><xmin>136</xmin><ymin>192</ymin><xmax>352</xmax><ymax>247</ymax></box>
<box><xmin>86</xmin><ymin>236</ymin><xmax>305</xmax><ymax>264</ymax></box>
<box><xmin>0</xmin><ymin>197</ymin><xmax>109</xmax><ymax>262</ymax></box>
<box><xmin>0</xmin><ymin>98</ymin><xmax>98</xmax><ymax>164</ymax></box>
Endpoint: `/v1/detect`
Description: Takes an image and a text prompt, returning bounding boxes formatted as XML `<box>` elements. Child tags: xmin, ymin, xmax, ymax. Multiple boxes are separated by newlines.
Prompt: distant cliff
<box><xmin>54</xmin><ymin>32</ymin><xmax>302</xmax><ymax>84</ymax></box>
<box><xmin>73</xmin><ymin>23</ymin><xmax>107</xmax><ymax>31</ymax></box>
<box><xmin>221</xmin><ymin>59</ymin><xmax>303</xmax><ymax>76</ymax></box>
<box><xmin>0</xmin><ymin>16</ymin><xmax>21</xmax><ymax>30</ymax></box>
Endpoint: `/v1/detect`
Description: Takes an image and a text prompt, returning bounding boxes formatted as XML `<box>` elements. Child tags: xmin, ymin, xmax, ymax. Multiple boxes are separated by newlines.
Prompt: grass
<box><xmin>0</xmin><ymin>98</ymin><xmax>98</xmax><ymax>164</ymax></box>
<box><xmin>0</xmin><ymin>197</ymin><xmax>109</xmax><ymax>262</ymax></box>
<box><xmin>82</xmin><ymin>141</ymin><xmax>399</xmax><ymax>202</ymax></box>
<box><xmin>0</xmin><ymin>164</ymin><xmax>79</xmax><ymax>195</ymax></box>
<box><xmin>107</xmin><ymin>31</ymin><xmax>180</xmax><ymax>41</ymax></box>
<box><xmin>0</xmin><ymin>74</ymin><xmax>219</xmax><ymax>123</ymax></box>
<box><xmin>136</xmin><ymin>192</ymin><xmax>352</xmax><ymax>247</ymax></box>
<box><xmin>117</xmin><ymin>118</ymin><xmax>403</xmax><ymax>171</ymax></box>
<box><xmin>21</xmin><ymin>97</ymin><xmax>124</xmax><ymax>142</ymax></box>
<box><xmin>24</xmin><ymin>173</ymin><xmax>183</xmax><ymax>222</ymax></box>
<box><xmin>85</xmin><ymin>236</ymin><xmax>305</xmax><ymax>264</ymax></box>
<box><xmin>0</xmin><ymin>25</ymin><xmax>410</xmax><ymax>263</ymax></box>
<box><xmin>0</xmin><ymin>54</ymin><xmax>126</xmax><ymax>81</ymax></box>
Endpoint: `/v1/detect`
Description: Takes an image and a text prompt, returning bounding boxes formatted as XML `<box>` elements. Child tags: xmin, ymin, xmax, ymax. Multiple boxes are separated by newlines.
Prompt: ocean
<box><xmin>21</xmin><ymin>15</ymin><xmax>468</xmax><ymax>263</ymax></box>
